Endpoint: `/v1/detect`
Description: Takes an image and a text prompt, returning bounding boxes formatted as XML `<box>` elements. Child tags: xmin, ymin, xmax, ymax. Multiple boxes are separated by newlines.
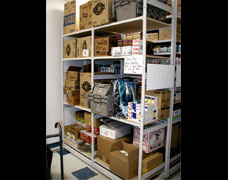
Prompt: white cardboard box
<box><xmin>99</xmin><ymin>121</ymin><xmax>131</xmax><ymax>139</ymax></box>
<box><xmin>133</xmin><ymin>122</ymin><xmax>166</xmax><ymax>153</ymax></box>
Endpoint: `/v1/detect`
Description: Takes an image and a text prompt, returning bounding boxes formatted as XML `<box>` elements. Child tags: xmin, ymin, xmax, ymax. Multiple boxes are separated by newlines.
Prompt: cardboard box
<box><xmin>97</xmin><ymin>135</ymin><xmax>132</xmax><ymax>164</ymax></box>
<box><xmin>67</xmin><ymin>95</ymin><xmax>80</xmax><ymax>106</ymax></box>
<box><xmin>159</xmin><ymin>28</ymin><xmax>181</xmax><ymax>41</ymax></box>
<box><xmin>158</xmin><ymin>108</ymin><xmax>170</xmax><ymax>120</ymax></box>
<box><xmin>65</xmin><ymin>79</ymin><xmax>80</xmax><ymax>89</ymax></box>
<box><xmin>171</xmin><ymin>123</ymin><xmax>180</xmax><ymax>148</ymax></box>
<box><xmin>92</xmin><ymin>0</ymin><xmax>113</xmax><ymax>27</ymax></box>
<box><xmin>69</xmin><ymin>124</ymin><xmax>85</xmax><ymax>141</ymax></box>
<box><xmin>145</xmin><ymin>89</ymin><xmax>171</xmax><ymax>109</ymax></box>
<box><xmin>133</xmin><ymin>124</ymin><xmax>166</xmax><ymax>153</ymax></box>
<box><xmin>75</xmin><ymin>111</ymin><xmax>85</xmax><ymax>123</ymax></box>
<box><xmin>84</xmin><ymin>112</ymin><xmax>101</xmax><ymax>127</ymax></box>
<box><xmin>68</xmin><ymin>89</ymin><xmax>80</xmax><ymax>97</ymax></box>
<box><xmin>80</xmin><ymin>72</ymin><xmax>91</xmax><ymax>108</ymax></box>
<box><xmin>110</xmin><ymin>142</ymin><xmax>139</xmax><ymax>179</ymax></box>
<box><xmin>94</xmin><ymin>37</ymin><xmax>118</xmax><ymax>56</ymax></box>
<box><xmin>142</xmin><ymin>152</ymin><xmax>163</xmax><ymax>175</ymax></box>
<box><xmin>63</xmin><ymin>39</ymin><xmax>77</xmax><ymax>58</ymax></box>
<box><xmin>83</xmin><ymin>64</ymin><xmax>91</xmax><ymax>72</ymax></box>
<box><xmin>99</xmin><ymin>121</ymin><xmax>131</xmax><ymax>139</ymax></box>
<box><xmin>80</xmin><ymin>130</ymin><xmax>97</xmax><ymax>145</ymax></box>
<box><xmin>80</xmin><ymin>1</ymin><xmax>92</xmax><ymax>30</ymax></box>
<box><xmin>66</xmin><ymin>66</ymin><xmax>82</xmax><ymax>81</ymax></box>
<box><xmin>77</xmin><ymin>36</ymin><xmax>92</xmax><ymax>58</ymax></box>
<box><xmin>64</xmin><ymin>0</ymin><xmax>76</xmax><ymax>34</ymax></box>
<box><xmin>146</xmin><ymin>33</ymin><xmax>159</xmax><ymax>42</ymax></box>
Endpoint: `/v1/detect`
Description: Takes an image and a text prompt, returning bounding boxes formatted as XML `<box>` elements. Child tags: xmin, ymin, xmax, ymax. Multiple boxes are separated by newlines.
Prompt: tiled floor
<box><xmin>50</xmin><ymin>148</ymin><xmax>180</xmax><ymax>180</ymax></box>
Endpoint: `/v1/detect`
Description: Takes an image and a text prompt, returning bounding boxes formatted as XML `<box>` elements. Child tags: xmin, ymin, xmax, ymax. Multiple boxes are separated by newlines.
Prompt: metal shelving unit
<box><xmin>60</xmin><ymin>0</ymin><xmax>181</xmax><ymax>179</ymax></box>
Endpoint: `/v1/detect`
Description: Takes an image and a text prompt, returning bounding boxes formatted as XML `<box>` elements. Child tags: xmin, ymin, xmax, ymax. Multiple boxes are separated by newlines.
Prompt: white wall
<box><xmin>46</xmin><ymin>0</ymin><xmax>89</xmax><ymax>144</ymax></box>
<box><xmin>46</xmin><ymin>0</ymin><xmax>65</xmax><ymax>144</ymax></box>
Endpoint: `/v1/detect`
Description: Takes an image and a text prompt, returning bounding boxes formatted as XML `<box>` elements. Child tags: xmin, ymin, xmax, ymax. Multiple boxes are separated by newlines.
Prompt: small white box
<box><xmin>99</xmin><ymin>121</ymin><xmax>131</xmax><ymax>139</ymax></box>
<box><xmin>112</xmin><ymin>47</ymin><xmax>122</xmax><ymax>56</ymax></box>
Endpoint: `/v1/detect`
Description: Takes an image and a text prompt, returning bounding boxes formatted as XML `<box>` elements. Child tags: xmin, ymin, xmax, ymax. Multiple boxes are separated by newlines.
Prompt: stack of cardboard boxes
<box><xmin>64</xmin><ymin>66</ymin><xmax>82</xmax><ymax>106</ymax></box>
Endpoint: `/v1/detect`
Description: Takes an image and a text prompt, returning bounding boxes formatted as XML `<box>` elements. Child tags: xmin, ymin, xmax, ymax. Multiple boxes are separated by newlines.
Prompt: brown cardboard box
<box><xmin>77</xmin><ymin>36</ymin><xmax>92</xmax><ymax>58</ymax></box>
<box><xmin>80</xmin><ymin>1</ymin><xmax>92</xmax><ymax>30</ymax></box>
<box><xmin>75</xmin><ymin>111</ymin><xmax>85</xmax><ymax>122</ymax></box>
<box><xmin>171</xmin><ymin>123</ymin><xmax>180</xmax><ymax>148</ymax></box>
<box><xmin>97</xmin><ymin>135</ymin><xmax>132</xmax><ymax>164</ymax></box>
<box><xmin>65</xmin><ymin>79</ymin><xmax>80</xmax><ymax>89</ymax></box>
<box><xmin>64</xmin><ymin>0</ymin><xmax>76</xmax><ymax>34</ymax></box>
<box><xmin>80</xmin><ymin>72</ymin><xmax>91</xmax><ymax>108</ymax></box>
<box><xmin>142</xmin><ymin>152</ymin><xmax>163</xmax><ymax>175</ymax></box>
<box><xmin>110</xmin><ymin>142</ymin><xmax>139</xmax><ymax>179</ymax></box>
<box><xmin>158</xmin><ymin>108</ymin><xmax>170</xmax><ymax>120</ymax></box>
<box><xmin>67</xmin><ymin>95</ymin><xmax>80</xmax><ymax>106</ymax></box>
<box><xmin>66</xmin><ymin>66</ymin><xmax>82</xmax><ymax>81</ymax></box>
<box><xmin>92</xmin><ymin>0</ymin><xmax>113</xmax><ymax>27</ymax></box>
<box><xmin>94</xmin><ymin>37</ymin><xmax>118</xmax><ymax>56</ymax></box>
<box><xmin>146</xmin><ymin>33</ymin><xmax>159</xmax><ymax>42</ymax></box>
<box><xmin>146</xmin><ymin>89</ymin><xmax>171</xmax><ymax>109</ymax></box>
<box><xmin>159</xmin><ymin>28</ymin><xmax>181</xmax><ymax>41</ymax></box>
<box><xmin>84</xmin><ymin>112</ymin><xmax>101</xmax><ymax>127</ymax></box>
<box><xmin>67</xmin><ymin>89</ymin><xmax>80</xmax><ymax>97</ymax></box>
<box><xmin>83</xmin><ymin>64</ymin><xmax>91</xmax><ymax>72</ymax></box>
<box><xmin>63</xmin><ymin>39</ymin><xmax>77</xmax><ymax>58</ymax></box>
<box><xmin>69</xmin><ymin>124</ymin><xmax>85</xmax><ymax>141</ymax></box>
<box><xmin>64</xmin><ymin>124</ymin><xmax>77</xmax><ymax>135</ymax></box>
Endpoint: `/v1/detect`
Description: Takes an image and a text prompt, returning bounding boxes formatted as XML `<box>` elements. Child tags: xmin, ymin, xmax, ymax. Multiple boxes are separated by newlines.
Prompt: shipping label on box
<box><xmin>64</xmin><ymin>0</ymin><xmax>76</xmax><ymax>34</ymax></box>
<box><xmin>133</xmin><ymin>126</ymin><xmax>165</xmax><ymax>153</ymax></box>
<box><xmin>124</xmin><ymin>55</ymin><xmax>143</xmax><ymax>74</ymax></box>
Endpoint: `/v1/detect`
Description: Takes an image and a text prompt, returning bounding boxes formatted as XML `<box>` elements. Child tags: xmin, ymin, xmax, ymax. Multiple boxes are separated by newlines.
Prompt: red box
<box><xmin>86</xmin><ymin>125</ymin><xmax>100</xmax><ymax>135</ymax></box>
<box><xmin>80</xmin><ymin>130</ymin><xmax>97</xmax><ymax>145</ymax></box>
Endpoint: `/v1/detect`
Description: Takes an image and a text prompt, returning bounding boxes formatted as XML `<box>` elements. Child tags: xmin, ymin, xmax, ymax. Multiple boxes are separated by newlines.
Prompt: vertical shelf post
<box><xmin>138</xmin><ymin>0</ymin><xmax>147</xmax><ymax>179</ymax></box>
<box><xmin>91</xmin><ymin>27</ymin><xmax>95</xmax><ymax>166</ymax></box>
<box><xmin>164</xmin><ymin>0</ymin><xmax>177</xmax><ymax>178</ymax></box>
<box><xmin>61</xmin><ymin>17</ymin><xmax>65</xmax><ymax>136</ymax></box>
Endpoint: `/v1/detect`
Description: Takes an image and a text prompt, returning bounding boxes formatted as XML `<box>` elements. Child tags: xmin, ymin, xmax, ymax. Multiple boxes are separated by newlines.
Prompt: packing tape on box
<box><xmin>120</xmin><ymin>150</ymin><xmax>128</xmax><ymax>156</ymax></box>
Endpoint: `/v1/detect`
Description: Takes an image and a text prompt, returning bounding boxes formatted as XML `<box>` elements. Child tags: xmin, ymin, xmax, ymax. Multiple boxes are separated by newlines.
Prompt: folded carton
<box><xmin>65</xmin><ymin>79</ymin><xmax>80</xmax><ymax>89</ymax></box>
<box><xmin>97</xmin><ymin>135</ymin><xmax>132</xmax><ymax>164</ymax></box>
<box><xmin>63</xmin><ymin>39</ymin><xmax>77</xmax><ymax>58</ymax></box>
<box><xmin>110</xmin><ymin>142</ymin><xmax>139</xmax><ymax>179</ymax></box>
<box><xmin>80</xmin><ymin>1</ymin><xmax>92</xmax><ymax>30</ymax></box>
<box><xmin>64</xmin><ymin>0</ymin><xmax>76</xmax><ymax>34</ymax></box>
<box><xmin>171</xmin><ymin>123</ymin><xmax>180</xmax><ymax>148</ymax></box>
<box><xmin>84</xmin><ymin>112</ymin><xmax>101</xmax><ymax>127</ymax></box>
